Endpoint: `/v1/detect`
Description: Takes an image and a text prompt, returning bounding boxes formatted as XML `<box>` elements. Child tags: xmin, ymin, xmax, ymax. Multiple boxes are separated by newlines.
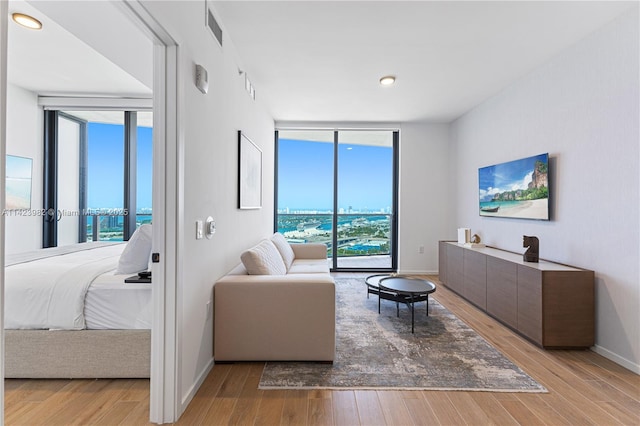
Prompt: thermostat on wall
<box><xmin>195</xmin><ymin>64</ymin><xmax>208</xmax><ymax>94</ymax></box>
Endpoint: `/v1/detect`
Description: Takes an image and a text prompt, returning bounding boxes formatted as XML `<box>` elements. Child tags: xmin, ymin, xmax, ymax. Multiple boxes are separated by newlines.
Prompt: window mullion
<box><xmin>123</xmin><ymin>111</ymin><xmax>138</xmax><ymax>240</ymax></box>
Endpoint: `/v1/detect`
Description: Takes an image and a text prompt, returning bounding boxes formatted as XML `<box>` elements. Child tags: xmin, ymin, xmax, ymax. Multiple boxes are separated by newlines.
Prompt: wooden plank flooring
<box><xmin>4</xmin><ymin>275</ymin><xmax>639</xmax><ymax>425</ymax></box>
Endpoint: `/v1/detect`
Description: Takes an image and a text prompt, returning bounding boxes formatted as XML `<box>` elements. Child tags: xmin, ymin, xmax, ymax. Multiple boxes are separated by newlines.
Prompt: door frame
<box><xmin>1</xmin><ymin>0</ymin><xmax>8</xmax><ymax>420</ymax></box>
<box><xmin>0</xmin><ymin>1</ymin><xmax>182</xmax><ymax>423</ymax></box>
<box><xmin>116</xmin><ymin>2</ymin><xmax>181</xmax><ymax>422</ymax></box>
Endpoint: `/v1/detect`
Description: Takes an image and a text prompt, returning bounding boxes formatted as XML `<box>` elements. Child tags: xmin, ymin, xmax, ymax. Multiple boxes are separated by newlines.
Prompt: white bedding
<box><xmin>85</xmin><ymin>273</ymin><xmax>152</xmax><ymax>329</ymax></box>
<box><xmin>5</xmin><ymin>243</ymin><xmax>151</xmax><ymax>330</ymax></box>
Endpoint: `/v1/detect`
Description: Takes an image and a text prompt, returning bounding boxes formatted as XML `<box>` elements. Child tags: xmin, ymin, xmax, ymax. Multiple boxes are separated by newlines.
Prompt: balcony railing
<box><xmin>85</xmin><ymin>213</ymin><xmax>152</xmax><ymax>242</ymax></box>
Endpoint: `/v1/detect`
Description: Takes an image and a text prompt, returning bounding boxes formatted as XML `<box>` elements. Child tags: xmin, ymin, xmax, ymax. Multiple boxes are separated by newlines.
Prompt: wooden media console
<box><xmin>438</xmin><ymin>241</ymin><xmax>595</xmax><ymax>348</ymax></box>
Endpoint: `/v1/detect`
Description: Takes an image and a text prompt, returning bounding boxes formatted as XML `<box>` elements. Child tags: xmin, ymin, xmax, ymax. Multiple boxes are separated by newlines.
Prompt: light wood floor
<box><xmin>4</xmin><ymin>275</ymin><xmax>639</xmax><ymax>425</ymax></box>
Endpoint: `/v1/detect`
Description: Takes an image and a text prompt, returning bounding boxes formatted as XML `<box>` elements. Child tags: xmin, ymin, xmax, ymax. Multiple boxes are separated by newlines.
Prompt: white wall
<box><xmin>140</xmin><ymin>0</ymin><xmax>275</xmax><ymax>412</ymax></box>
<box><xmin>449</xmin><ymin>9</ymin><xmax>639</xmax><ymax>372</ymax></box>
<box><xmin>5</xmin><ymin>83</ymin><xmax>42</xmax><ymax>254</ymax></box>
<box><xmin>398</xmin><ymin>122</ymin><xmax>451</xmax><ymax>274</ymax></box>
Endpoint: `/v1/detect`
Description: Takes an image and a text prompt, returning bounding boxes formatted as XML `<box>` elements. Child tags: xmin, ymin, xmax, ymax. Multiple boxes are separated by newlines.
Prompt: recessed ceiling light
<box><xmin>379</xmin><ymin>75</ymin><xmax>396</xmax><ymax>86</ymax></box>
<box><xmin>12</xmin><ymin>13</ymin><xmax>43</xmax><ymax>30</ymax></box>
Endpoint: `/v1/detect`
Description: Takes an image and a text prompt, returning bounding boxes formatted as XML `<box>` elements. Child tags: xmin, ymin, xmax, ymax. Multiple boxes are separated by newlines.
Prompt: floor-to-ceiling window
<box><xmin>43</xmin><ymin>109</ymin><xmax>152</xmax><ymax>246</ymax></box>
<box><xmin>276</xmin><ymin>129</ymin><xmax>398</xmax><ymax>271</ymax></box>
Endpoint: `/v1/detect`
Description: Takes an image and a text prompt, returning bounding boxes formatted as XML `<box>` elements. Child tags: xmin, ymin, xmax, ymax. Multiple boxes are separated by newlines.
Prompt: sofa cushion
<box><xmin>240</xmin><ymin>239</ymin><xmax>287</xmax><ymax>275</ymax></box>
<box><xmin>288</xmin><ymin>258</ymin><xmax>330</xmax><ymax>274</ymax></box>
<box><xmin>270</xmin><ymin>232</ymin><xmax>295</xmax><ymax>271</ymax></box>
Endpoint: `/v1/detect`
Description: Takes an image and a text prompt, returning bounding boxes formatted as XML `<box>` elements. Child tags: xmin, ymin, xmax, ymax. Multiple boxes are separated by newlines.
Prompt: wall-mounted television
<box><xmin>478</xmin><ymin>153</ymin><xmax>549</xmax><ymax>220</ymax></box>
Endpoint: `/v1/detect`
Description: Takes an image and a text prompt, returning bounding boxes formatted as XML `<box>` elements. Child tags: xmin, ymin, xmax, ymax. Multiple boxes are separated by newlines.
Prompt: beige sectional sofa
<box><xmin>214</xmin><ymin>233</ymin><xmax>335</xmax><ymax>362</ymax></box>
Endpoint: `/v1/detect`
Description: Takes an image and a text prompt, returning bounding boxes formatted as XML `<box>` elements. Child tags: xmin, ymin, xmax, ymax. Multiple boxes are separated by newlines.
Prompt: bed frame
<box><xmin>5</xmin><ymin>329</ymin><xmax>150</xmax><ymax>378</ymax></box>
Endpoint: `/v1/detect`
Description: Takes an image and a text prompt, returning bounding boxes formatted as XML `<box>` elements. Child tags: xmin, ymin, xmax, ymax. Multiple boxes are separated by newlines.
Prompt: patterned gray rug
<box><xmin>259</xmin><ymin>276</ymin><xmax>547</xmax><ymax>392</ymax></box>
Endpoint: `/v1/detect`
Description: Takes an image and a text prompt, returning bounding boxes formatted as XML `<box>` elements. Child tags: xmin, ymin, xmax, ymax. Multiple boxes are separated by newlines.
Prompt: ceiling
<box><xmin>7</xmin><ymin>0</ymin><xmax>152</xmax><ymax>99</ymax></box>
<box><xmin>5</xmin><ymin>1</ymin><xmax>636</xmax><ymax>125</ymax></box>
<box><xmin>212</xmin><ymin>1</ymin><xmax>637</xmax><ymax>123</ymax></box>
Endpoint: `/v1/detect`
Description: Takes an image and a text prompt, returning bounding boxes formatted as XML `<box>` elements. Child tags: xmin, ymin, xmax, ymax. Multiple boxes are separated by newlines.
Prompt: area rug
<box><xmin>259</xmin><ymin>276</ymin><xmax>546</xmax><ymax>392</ymax></box>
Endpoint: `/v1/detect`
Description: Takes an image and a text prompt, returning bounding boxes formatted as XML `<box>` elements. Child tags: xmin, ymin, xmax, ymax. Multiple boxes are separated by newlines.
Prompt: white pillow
<box><xmin>240</xmin><ymin>239</ymin><xmax>287</xmax><ymax>275</ymax></box>
<box><xmin>270</xmin><ymin>232</ymin><xmax>295</xmax><ymax>271</ymax></box>
<box><xmin>117</xmin><ymin>224</ymin><xmax>153</xmax><ymax>274</ymax></box>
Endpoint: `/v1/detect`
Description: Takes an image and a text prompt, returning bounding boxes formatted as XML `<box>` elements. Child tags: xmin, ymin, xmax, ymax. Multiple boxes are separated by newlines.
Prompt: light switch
<box><xmin>196</xmin><ymin>220</ymin><xmax>203</xmax><ymax>240</ymax></box>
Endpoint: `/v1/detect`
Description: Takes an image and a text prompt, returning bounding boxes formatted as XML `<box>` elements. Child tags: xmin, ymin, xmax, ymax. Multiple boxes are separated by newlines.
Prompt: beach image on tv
<box><xmin>6</xmin><ymin>155</ymin><xmax>33</xmax><ymax>210</ymax></box>
<box><xmin>478</xmin><ymin>153</ymin><xmax>549</xmax><ymax>220</ymax></box>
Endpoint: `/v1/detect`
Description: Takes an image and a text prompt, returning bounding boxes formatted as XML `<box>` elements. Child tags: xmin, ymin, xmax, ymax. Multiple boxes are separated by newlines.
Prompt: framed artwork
<box><xmin>6</xmin><ymin>155</ymin><xmax>33</xmax><ymax>210</ymax></box>
<box><xmin>238</xmin><ymin>131</ymin><xmax>262</xmax><ymax>209</ymax></box>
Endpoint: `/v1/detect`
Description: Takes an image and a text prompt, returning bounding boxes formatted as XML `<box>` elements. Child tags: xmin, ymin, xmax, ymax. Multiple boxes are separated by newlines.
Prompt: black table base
<box><xmin>367</xmin><ymin>275</ymin><xmax>436</xmax><ymax>333</ymax></box>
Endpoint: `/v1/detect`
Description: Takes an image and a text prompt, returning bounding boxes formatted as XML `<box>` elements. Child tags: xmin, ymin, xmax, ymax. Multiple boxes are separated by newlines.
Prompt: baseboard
<box><xmin>180</xmin><ymin>357</ymin><xmax>215</xmax><ymax>414</ymax></box>
<box><xmin>592</xmin><ymin>344</ymin><xmax>640</xmax><ymax>374</ymax></box>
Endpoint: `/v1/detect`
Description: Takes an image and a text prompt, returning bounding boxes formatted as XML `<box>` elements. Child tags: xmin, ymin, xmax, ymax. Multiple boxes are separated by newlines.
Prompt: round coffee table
<box><xmin>365</xmin><ymin>274</ymin><xmax>394</xmax><ymax>298</ymax></box>
<box><xmin>378</xmin><ymin>277</ymin><xmax>436</xmax><ymax>333</ymax></box>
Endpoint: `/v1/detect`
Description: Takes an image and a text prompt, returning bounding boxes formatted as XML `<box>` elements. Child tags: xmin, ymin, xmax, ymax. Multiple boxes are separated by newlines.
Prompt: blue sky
<box><xmin>87</xmin><ymin>130</ymin><xmax>392</xmax><ymax>212</ymax></box>
<box><xmin>478</xmin><ymin>153</ymin><xmax>548</xmax><ymax>202</ymax></box>
<box><xmin>278</xmin><ymin>138</ymin><xmax>393</xmax><ymax>211</ymax></box>
<box><xmin>87</xmin><ymin>122</ymin><xmax>152</xmax><ymax>210</ymax></box>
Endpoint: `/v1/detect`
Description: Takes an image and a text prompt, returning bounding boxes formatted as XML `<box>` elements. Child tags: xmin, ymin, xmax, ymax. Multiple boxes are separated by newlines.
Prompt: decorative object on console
<box><xmin>457</xmin><ymin>228</ymin><xmax>470</xmax><ymax>244</ymax></box>
<box><xmin>523</xmin><ymin>235</ymin><xmax>539</xmax><ymax>263</ymax></box>
<box><xmin>479</xmin><ymin>153</ymin><xmax>549</xmax><ymax>220</ymax></box>
<box><xmin>464</xmin><ymin>233</ymin><xmax>486</xmax><ymax>248</ymax></box>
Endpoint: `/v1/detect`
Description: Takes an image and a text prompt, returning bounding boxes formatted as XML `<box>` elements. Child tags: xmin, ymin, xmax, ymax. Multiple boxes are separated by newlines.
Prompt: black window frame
<box><xmin>274</xmin><ymin>129</ymin><xmax>400</xmax><ymax>273</ymax></box>
<box><xmin>43</xmin><ymin>110</ymin><xmax>141</xmax><ymax>246</ymax></box>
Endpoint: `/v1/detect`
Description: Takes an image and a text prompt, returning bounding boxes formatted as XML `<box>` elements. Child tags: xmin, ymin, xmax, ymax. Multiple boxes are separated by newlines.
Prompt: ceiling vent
<box><xmin>207</xmin><ymin>8</ymin><xmax>223</xmax><ymax>46</ymax></box>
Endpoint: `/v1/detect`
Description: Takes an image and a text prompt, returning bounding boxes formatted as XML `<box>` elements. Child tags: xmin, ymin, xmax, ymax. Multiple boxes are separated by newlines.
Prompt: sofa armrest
<box><xmin>291</xmin><ymin>243</ymin><xmax>328</xmax><ymax>259</ymax></box>
<box><xmin>214</xmin><ymin>274</ymin><xmax>335</xmax><ymax>361</ymax></box>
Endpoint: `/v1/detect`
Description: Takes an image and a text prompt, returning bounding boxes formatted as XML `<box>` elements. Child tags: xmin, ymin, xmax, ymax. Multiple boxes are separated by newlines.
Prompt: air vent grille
<box><xmin>207</xmin><ymin>9</ymin><xmax>223</xmax><ymax>46</ymax></box>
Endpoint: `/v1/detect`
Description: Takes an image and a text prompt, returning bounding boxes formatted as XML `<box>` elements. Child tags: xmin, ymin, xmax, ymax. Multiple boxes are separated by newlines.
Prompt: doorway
<box><xmin>1</xmin><ymin>0</ymin><xmax>179</xmax><ymax>423</ymax></box>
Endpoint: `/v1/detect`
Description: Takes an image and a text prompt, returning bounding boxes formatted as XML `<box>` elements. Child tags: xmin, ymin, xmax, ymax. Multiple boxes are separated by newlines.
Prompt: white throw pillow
<box><xmin>240</xmin><ymin>239</ymin><xmax>287</xmax><ymax>275</ymax></box>
<box><xmin>116</xmin><ymin>224</ymin><xmax>153</xmax><ymax>274</ymax></box>
<box><xmin>270</xmin><ymin>232</ymin><xmax>295</xmax><ymax>271</ymax></box>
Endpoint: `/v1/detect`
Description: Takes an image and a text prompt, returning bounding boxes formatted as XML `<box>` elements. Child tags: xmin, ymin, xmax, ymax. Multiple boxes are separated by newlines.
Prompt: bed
<box><xmin>4</xmin><ymin>227</ymin><xmax>153</xmax><ymax>379</ymax></box>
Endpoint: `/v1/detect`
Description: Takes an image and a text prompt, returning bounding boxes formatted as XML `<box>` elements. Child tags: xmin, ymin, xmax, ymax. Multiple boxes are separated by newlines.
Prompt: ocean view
<box><xmin>277</xmin><ymin>213</ymin><xmax>391</xmax><ymax>257</ymax></box>
<box><xmin>86</xmin><ymin>213</ymin><xmax>152</xmax><ymax>241</ymax></box>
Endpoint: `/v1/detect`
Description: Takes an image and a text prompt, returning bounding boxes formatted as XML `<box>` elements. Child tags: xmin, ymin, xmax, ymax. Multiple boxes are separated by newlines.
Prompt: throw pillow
<box><xmin>240</xmin><ymin>239</ymin><xmax>287</xmax><ymax>275</ymax></box>
<box><xmin>116</xmin><ymin>224</ymin><xmax>153</xmax><ymax>274</ymax></box>
<box><xmin>270</xmin><ymin>232</ymin><xmax>295</xmax><ymax>271</ymax></box>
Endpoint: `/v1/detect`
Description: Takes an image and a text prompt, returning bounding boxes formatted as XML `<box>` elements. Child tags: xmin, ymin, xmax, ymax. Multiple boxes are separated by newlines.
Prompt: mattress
<box><xmin>5</xmin><ymin>242</ymin><xmax>152</xmax><ymax>330</ymax></box>
<box><xmin>85</xmin><ymin>273</ymin><xmax>152</xmax><ymax>329</ymax></box>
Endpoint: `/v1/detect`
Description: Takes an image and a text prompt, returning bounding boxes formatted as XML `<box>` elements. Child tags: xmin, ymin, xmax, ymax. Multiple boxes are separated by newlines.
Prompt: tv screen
<box><xmin>478</xmin><ymin>153</ymin><xmax>549</xmax><ymax>220</ymax></box>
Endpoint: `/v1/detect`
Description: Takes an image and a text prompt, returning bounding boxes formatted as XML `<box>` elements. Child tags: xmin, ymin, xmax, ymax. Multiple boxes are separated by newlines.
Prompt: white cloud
<box><xmin>479</xmin><ymin>186</ymin><xmax>501</xmax><ymax>201</ymax></box>
<box><xmin>511</xmin><ymin>172</ymin><xmax>533</xmax><ymax>191</ymax></box>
